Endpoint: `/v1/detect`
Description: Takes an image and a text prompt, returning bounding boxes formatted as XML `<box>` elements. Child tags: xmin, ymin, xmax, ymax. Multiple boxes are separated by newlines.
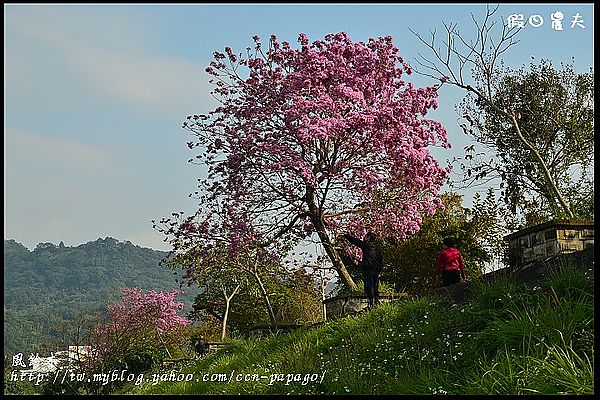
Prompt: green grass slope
<box><xmin>130</xmin><ymin>262</ymin><xmax>594</xmax><ymax>395</ymax></box>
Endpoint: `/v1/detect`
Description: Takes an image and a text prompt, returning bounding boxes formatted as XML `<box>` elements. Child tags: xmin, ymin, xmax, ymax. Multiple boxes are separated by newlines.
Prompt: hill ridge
<box><xmin>3</xmin><ymin>238</ymin><xmax>193</xmax><ymax>357</ymax></box>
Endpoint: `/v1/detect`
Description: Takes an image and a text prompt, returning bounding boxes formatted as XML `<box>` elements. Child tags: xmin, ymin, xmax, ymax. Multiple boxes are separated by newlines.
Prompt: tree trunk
<box><xmin>156</xmin><ymin>332</ymin><xmax>172</xmax><ymax>358</ymax></box>
<box><xmin>509</xmin><ymin>114</ymin><xmax>574</xmax><ymax>219</ymax></box>
<box><xmin>221</xmin><ymin>297</ymin><xmax>230</xmax><ymax>341</ymax></box>
<box><xmin>305</xmin><ymin>186</ymin><xmax>358</xmax><ymax>292</ymax></box>
<box><xmin>305</xmin><ymin>187</ymin><xmax>358</xmax><ymax>293</ymax></box>
<box><xmin>252</xmin><ymin>271</ymin><xmax>277</xmax><ymax>325</ymax></box>
<box><xmin>220</xmin><ymin>284</ymin><xmax>241</xmax><ymax>341</ymax></box>
<box><xmin>320</xmin><ymin>269</ymin><xmax>327</xmax><ymax>321</ymax></box>
<box><xmin>312</xmin><ymin>215</ymin><xmax>358</xmax><ymax>292</ymax></box>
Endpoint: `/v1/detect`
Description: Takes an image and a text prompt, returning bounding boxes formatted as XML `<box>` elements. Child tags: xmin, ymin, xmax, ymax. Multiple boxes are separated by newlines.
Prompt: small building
<box><xmin>68</xmin><ymin>345</ymin><xmax>92</xmax><ymax>362</ymax></box>
<box><xmin>505</xmin><ymin>220</ymin><xmax>594</xmax><ymax>267</ymax></box>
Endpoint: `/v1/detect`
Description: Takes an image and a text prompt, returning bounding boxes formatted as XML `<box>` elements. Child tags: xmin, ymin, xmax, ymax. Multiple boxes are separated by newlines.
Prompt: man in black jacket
<box><xmin>341</xmin><ymin>231</ymin><xmax>383</xmax><ymax>307</ymax></box>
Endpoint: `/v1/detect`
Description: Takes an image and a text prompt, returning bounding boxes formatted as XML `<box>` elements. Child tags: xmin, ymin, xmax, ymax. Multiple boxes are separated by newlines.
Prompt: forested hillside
<box><xmin>3</xmin><ymin>238</ymin><xmax>195</xmax><ymax>357</ymax></box>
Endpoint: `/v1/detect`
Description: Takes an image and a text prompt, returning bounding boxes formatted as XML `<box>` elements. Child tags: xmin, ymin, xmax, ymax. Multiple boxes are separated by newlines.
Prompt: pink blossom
<box><xmin>156</xmin><ymin>32</ymin><xmax>451</xmax><ymax>290</ymax></box>
<box><xmin>92</xmin><ymin>287</ymin><xmax>189</xmax><ymax>362</ymax></box>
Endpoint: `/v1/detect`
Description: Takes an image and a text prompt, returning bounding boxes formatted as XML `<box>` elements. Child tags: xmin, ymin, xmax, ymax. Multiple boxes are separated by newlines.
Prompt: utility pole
<box><xmin>304</xmin><ymin>264</ymin><xmax>337</xmax><ymax>321</ymax></box>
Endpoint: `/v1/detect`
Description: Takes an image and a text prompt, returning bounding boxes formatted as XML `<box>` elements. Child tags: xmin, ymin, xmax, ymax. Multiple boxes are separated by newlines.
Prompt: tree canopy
<box><xmin>381</xmin><ymin>190</ymin><xmax>506</xmax><ymax>293</ymax></box>
<box><xmin>155</xmin><ymin>32</ymin><xmax>451</xmax><ymax>291</ymax></box>
<box><xmin>458</xmin><ymin>59</ymin><xmax>594</xmax><ymax>223</ymax></box>
<box><xmin>411</xmin><ymin>4</ymin><xmax>594</xmax><ymax>225</ymax></box>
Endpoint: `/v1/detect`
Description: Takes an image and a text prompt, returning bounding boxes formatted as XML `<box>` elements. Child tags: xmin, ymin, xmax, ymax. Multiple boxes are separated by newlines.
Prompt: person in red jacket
<box><xmin>436</xmin><ymin>237</ymin><xmax>466</xmax><ymax>287</ymax></box>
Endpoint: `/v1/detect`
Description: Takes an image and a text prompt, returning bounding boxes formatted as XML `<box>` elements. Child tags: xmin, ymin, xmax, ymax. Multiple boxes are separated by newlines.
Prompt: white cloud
<box><xmin>3</xmin><ymin>126</ymin><xmax>198</xmax><ymax>251</ymax></box>
<box><xmin>5</xmin><ymin>5</ymin><xmax>215</xmax><ymax>117</ymax></box>
<box><xmin>4</xmin><ymin>127</ymin><xmax>141</xmax><ymax>250</ymax></box>
<box><xmin>5</xmin><ymin>127</ymin><xmax>129</xmax><ymax>176</ymax></box>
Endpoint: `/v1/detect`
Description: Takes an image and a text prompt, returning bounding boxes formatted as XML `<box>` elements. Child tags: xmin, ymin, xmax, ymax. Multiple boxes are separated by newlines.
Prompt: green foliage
<box><xmin>463</xmin><ymin>335</ymin><xmax>594</xmax><ymax>395</ymax></box>
<box><xmin>458</xmin><ymin>59</ymin><xmax>594</xmax><ymax>222</ymax></box>
<box><xmin>192</xmin><ymin>244</ymin><xmax>322</xmax><ymax>335</ymax></box>
<box><xmin>3</xmin><ymin>358</ymin><xmax>39</xmax><ymax>395</ymax></box>
<box><xmin>39</xmin><ymin>296</ymin><xmax>194</xmax><ymax>395</ymax></box>
<box><xmin>126</xmin><ymin>257</ymin><xmax>593</xmax><ymax>395</ymax></box>
<box><xmin>90</xmin><ymin>324</ymin><xmax>191</xmax><ymax>381</ymax></box>
<box><xmin>3</xmin><ymin>238</ymin><xmax>195</xmax><ymax>357</ymax></box>
<box><xmin>539</xmin><ymin>257</ymin><xmax>594</xmax><ymax>300</ymax></box>
<box><xmin>190</xmin><ymin>267</ymin><xmax>324</xmax><ymax>339</ymax></box>
<box><xmin>269</xmin><ymin>269</ymin><xmax>324</xmax><ymax>325</ymax></box>
<box><xmin>334</xmin><ymin>279</ymin><xmax>398</xmax><ymax>297</ymax></box>
<box><xmin>5</xmin><ymin>236</ymin><xmax>592</xmax><ymax>395</ymax></box>
<box><xmin>467</xmin><ymin>263</ymin><xmax>594</xmax><ymax>361</ymax></box>
<box><xmin>381</xmin><ymin>191</ymin><xmax>504</xmax><ymax>293</ymax></box>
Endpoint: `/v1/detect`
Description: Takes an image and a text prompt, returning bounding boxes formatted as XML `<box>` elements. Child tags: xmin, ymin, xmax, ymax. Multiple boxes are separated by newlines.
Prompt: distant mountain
<box><xmin>3</xmin><ymin>238</ymin><xmax>196</xmax><ymax>357</ymax></box>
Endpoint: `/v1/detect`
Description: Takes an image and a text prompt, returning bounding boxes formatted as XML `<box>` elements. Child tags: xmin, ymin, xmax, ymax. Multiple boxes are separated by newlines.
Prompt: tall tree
<box><xmin>169</xmin><ymin>241</ymin><xmax>274</xmax><ymax>339</ymax></box>
<box><xmin>410</xmin><ymin>5</ymin><xmax>594</xmax><ymax>223</ymax></box>
<box><xmin>187</xmin><ymin>261</ymin><xmax>323</xmax><ymax>339</ymax></box>
<box><xmin>381</xmin><ymin>191</ymin><xmax>504</xmax><ymax>293</ymax></box>
<box><xmin>155</xmin><ymin>32</ymin><xmax>450</xmax><ymax>292</ymax></box>
<box><xmin>163</xmin><ymin>205</ymin><xmax>284</xmax><ymax>327</ymax></box>
<box><xmin>188</xmin><ymin>284</ymin><xmax>241</xmax><ymax>342</ymax></box>
<box><xmin>457</xmin><ymin>60</ymin><xmax>594</xmax><ymax>223</ymax></box>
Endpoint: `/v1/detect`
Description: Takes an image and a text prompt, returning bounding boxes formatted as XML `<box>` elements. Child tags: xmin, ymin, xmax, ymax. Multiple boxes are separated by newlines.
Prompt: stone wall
<box><xmin>248</xmin><ymin>324</ymin><xmax>306</xmax><ymax>339</ymax></box>
<box><xmin>506</xmin><ymin>221</ymin><xmax>594</xmax><ymax>266</ymax></box>
<box><xmin>323</xmin><ymin>294</ymin><xmax>408</xmax><ymax>320</ymax></box>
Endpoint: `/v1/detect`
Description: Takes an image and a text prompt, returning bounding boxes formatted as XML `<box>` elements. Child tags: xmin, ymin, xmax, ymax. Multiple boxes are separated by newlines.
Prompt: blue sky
<box><xmin>4</xmin><ymin>3</ymin><xmax>594</xmax><ymax>251</ymax></box>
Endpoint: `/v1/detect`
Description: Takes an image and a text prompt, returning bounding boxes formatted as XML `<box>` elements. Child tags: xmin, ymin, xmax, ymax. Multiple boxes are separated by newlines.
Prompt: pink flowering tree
<box><xmin>154</xmin><ymin>32</ymin><xmax>451</xmax><ymax>292</ymax></box>
<box><xmin>89</xmin><ymin>288</ymin><xmax>189</xmax><ymax>376</ymax></box>
<box><xmin>101</xmin><ymin>287</ymin><xmax>189</xmax><ymax>333</ymax></box>
<box><xmin>166</xmin><ymin>205</ymin><xmax>285</xmax><ymax>328</ymax></box>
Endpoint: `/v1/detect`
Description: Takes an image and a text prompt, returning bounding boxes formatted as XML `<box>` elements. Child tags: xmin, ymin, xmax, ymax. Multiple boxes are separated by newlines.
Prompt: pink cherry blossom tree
<box><xmin>90</xmin><ymin>288</ymin><xmax>189</xmax><ymax>373</ymax></box>
<box><xmin>166</xmin><ymin>203</ymin><xmax>286</xmax><ymax>328</ymax></box>
<box><xmin>155</xmin><ymin>32</ymin><xmax>451</xmax><ymax>292</ymax></box>
<box><xmin>102</xmin><ymin>287</ymin><xmax>189</xmax><ymax>334</ymax></box>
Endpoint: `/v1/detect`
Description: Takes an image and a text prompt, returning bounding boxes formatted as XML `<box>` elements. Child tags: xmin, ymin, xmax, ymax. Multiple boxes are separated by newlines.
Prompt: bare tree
<box><xmin>410</xmin><ymin>4</ymin><xmax>593</xmax><ymax>221</ymax></box>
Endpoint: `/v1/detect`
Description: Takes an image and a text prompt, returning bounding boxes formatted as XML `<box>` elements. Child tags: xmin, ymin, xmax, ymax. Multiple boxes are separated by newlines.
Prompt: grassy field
<box><xmin>128</xmin><ymin>260</ymin><xmax>594</xmax><ymax>395</ymax></box>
